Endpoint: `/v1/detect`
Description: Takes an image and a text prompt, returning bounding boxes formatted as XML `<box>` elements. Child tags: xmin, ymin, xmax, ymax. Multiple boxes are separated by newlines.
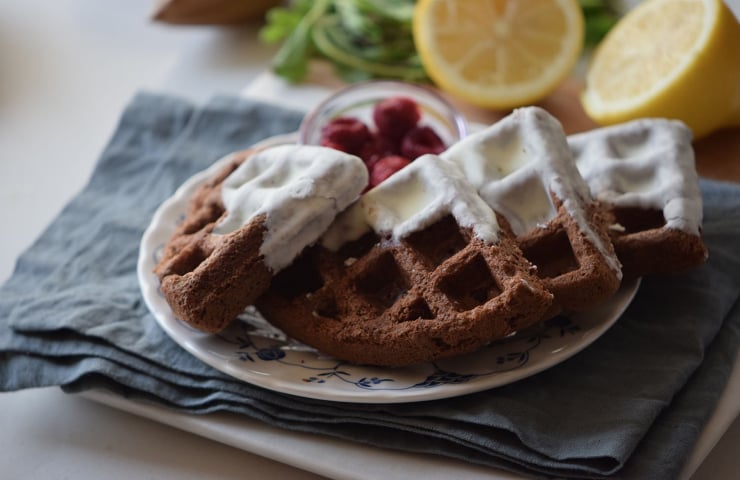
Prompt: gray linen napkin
<box><xmin>2</xmin><ymin>92</ymin><xmax>740</xmax><ymax>479</ymax></box>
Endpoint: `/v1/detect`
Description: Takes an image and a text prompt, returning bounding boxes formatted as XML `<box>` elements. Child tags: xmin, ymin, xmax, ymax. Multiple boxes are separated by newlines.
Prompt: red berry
<box><xmin>400</xmin><ymin>126</ymin><xmax>446</xmax><ymax>159</ymax></box>
<box><xmin>372</xmin><ymin>97</ymin><xmax>420</xmax><ymax>142</ymax></box>
<box><xmin>368</xmin><ymin>155</ymin><xmax>411</xmax><ymax>188</ymax></box>
<box><xmin>320</xmin><ymin>140</ymin><xmax>348</xmax><ymax>152</ymax></box>
<box><xmin>320</xmin><ymin>117</ymin><xmax>371</xmax><ymax>154</ymax></box>
<box><xmin>358</xmin><ymin>135</ymin><xmax>398</xmax><ymax>170</ymax></box>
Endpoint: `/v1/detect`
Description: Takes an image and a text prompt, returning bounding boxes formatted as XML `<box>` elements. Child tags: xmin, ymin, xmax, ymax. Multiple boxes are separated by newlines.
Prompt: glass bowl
<box><xmin>299</xmin><ymin>80</ymin><xmax>468</xmax><ymax>149</ymax></box>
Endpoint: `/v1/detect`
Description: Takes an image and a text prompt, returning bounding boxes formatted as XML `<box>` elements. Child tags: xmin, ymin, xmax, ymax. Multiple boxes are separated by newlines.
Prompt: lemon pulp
<box><xmin>414</xmin><ymin>0</ymin><xmax>584</xmax><ymax>110</ymax></box>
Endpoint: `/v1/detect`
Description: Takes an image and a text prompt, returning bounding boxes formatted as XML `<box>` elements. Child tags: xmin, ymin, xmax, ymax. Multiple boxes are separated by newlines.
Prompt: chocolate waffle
<box><xmin>569</xmin><ymin>119</ymin><xmax>708</xmax><ymax>279</ymax></box>
<box><xmin>256</xmin><ymin>155</ymin><xmax>554</xmax><ymax>367</ymax></box>
<box><xmin>442</xmin><ymin>107</ymin><xmax>622</xmax><ymax>317</ymax></box>
<box><xmin>154</xmin><ymin>145</ymin><xmax>368</xmax><ymax>333</ymax></box>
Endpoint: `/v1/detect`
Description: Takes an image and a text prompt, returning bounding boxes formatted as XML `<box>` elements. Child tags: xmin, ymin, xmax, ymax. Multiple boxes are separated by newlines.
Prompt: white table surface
<box><xmin>2</xmin><ymin>1</ymin><xmax>739</xmax><ymax>478</ymax></box>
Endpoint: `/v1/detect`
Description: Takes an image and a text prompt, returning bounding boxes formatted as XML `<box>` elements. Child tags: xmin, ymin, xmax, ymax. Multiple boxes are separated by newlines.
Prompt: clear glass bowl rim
<box><xmin>298</xmin><ymin>80</ymin><xmax>469</xmax><ymax>145</ymax></box>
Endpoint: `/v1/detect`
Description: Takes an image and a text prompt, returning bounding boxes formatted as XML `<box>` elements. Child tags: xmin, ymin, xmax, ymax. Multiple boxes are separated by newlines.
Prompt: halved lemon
<box><xmin>413</xmin><ymin>0</ymin><xmax>585</xmax><ymax>110</ymax></box>
<box><xmin>581</xmin><ymin>0</ymin><xmax>740</xmax><ymax>139</ymax></box>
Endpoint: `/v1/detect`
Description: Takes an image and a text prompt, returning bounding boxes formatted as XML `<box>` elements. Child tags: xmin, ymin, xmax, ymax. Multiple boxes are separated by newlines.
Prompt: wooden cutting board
<box><xmin>151</xmin><ymin>0</ymin><xmax>281</xmax><ymax>24</ymax></box>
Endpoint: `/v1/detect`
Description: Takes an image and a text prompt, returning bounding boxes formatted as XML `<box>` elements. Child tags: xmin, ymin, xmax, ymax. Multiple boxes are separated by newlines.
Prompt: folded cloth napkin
<box><xmin>2</xmin><ymin>93</ymin><xmax>740</xmax><ymax>479</ymax></box>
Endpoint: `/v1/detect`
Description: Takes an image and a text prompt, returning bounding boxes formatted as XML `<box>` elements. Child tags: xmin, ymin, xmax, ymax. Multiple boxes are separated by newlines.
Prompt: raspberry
<box><xmin>368</xmin><ymin>155</ymin><xmax>411</xmax><ymax>189</ymax></box>
<box><xmin>320</xmin><ymin>117</ymin><xmax>371</xmax><ymax>154</ymax></box>
<box><xmin>320</xmin><ymin>140</ymin><xmax>348</xmax><ymax>153</ymax></box>
<box><xmin>358</xmin><ymin>135</ymin><xmax>398</xmax><ymax>170</ymax></box>
<box><xmin>372</xmin><ymin>96</ymin><xmax>421</xmax><ymax>142</ymax></box>
<box><xmin>400</xmin><ymin>126</ymin><xmax>446</xmax><ymax>159</ymax></box>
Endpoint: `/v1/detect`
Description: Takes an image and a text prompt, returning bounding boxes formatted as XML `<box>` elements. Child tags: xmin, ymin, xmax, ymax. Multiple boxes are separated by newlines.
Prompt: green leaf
<box><xmin>355</xmin><ymin>0</ymin><xmax>415</xmax><ymax>22</ymax></box>
<box><xmin>260</xmin><ymin>0</ymin><xmax>426</xmax><ymax>84</ymax></box>
<box><xmin>579</xmin><ymin>0</ymin><xmax>620</xmax><ymax>46</ymax></box>
<box><xmin>269</xmin><ymin>0</ymin><xmax>332</xmax><ymax>83</ymax></box>
<box><xmin>311</xmin><ymin>16</ymin><xmax>427</xmax><ymax>81</ymax></box>
<box><xmin>584</xmin><ymin>13</ymin><xmax>619</xmax><ymax>46</ymax></box>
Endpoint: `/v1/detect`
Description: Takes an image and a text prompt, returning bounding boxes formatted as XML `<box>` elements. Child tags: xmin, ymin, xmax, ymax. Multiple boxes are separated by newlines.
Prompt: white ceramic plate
<box><xmin>138</xmin><ymin>133</ymin><xmax>639</xmax><ymax>404</ymax></box>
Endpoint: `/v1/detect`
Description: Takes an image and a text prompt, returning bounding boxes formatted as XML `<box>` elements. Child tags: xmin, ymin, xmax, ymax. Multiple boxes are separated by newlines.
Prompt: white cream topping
<box><xmin>214</xmin><ymin>144</ymin><xmax>367</xmax><ymax>271</ymax></box>
<box><xmin>321</xmin><ymin>201</ymin><xmax>370</xmax><ymax>251</ymax></box>
<box><xmin>568</xmin><ymin>118</ymin><xmax>702</xmax><ymax>235</ymax></box>
<box><xmin>322</xmin><ymin>154</ymin><xmax>500</xmax><ymax>250</ymax></box>
<box><xmin>441</xmin><ymin>106</ymin><xmax>621</xmax><ymax>274</ymax></box>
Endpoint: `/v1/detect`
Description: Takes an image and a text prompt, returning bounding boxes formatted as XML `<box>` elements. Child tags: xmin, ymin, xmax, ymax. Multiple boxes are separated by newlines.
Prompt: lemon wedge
<box><xmin>582</xmin><ymin>0</ymin><xmax>740</xmax><ymax>139</ymax></box>
<box><xmin>413</xmin><ymin>0</ymin><xmax>584</xmax><ymax>110</ymax></box>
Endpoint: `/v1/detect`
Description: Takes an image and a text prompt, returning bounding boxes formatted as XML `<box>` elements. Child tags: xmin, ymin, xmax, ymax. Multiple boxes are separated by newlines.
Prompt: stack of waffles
<box><xmin>153</xmin><ymin>107</ymin><xmax>707</xmax><ymax>366</ymax></box>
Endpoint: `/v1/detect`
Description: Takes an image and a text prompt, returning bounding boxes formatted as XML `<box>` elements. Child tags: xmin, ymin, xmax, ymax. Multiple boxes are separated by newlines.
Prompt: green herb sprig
<box><xmin>259</xmin><ymin>0</ymin><xmax>426</xmax><ymax>83</ymax></box>
<box><xmin>579</xmin><ymin>0</ymin><xmax>620</xmax><ymax>47</ymax></box>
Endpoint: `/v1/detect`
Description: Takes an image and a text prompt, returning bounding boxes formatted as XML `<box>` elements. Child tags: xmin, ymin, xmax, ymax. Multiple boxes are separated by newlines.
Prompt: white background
<box><xmin>1</xmin><ymin>1</ymin><xmax>739</xmax><ymax>478</ymax></box>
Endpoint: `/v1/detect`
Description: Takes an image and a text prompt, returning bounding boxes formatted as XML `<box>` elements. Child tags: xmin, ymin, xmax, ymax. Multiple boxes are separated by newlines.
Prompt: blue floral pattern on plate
<box><xmin>216</xmin><ymin>314</ymin><xmax>580</xmax><ymax>391</ymax></box>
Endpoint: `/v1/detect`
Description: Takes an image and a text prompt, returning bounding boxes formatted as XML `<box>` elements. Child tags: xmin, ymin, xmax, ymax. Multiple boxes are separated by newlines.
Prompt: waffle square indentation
<box><xmin>404</xmin><ymin>215</ymin><xmax>469</xmax><ymax>267</ymax></box>
<box><xmin>522</xmin><ymin>228</ymin><xmax>579</xmax><ymax>279</ymax></box>
<box><xmin>437</xmin><ymin>253</ymin><xmax>502</xmax><ymax>311</ymax></box>
<box><xmin>613</xmin><ymin>206</ymin><xmax>666</xmax><ymax>234</ymax></box>
<box><xmin>398</xmin><ymin>297</ymin><xmax>434</xmax><ymax>322</ymax></box>
<box><xmin>353</xmin><ymin>251</ymin><xmax>409</xmax><ymax>310</ymax></box>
